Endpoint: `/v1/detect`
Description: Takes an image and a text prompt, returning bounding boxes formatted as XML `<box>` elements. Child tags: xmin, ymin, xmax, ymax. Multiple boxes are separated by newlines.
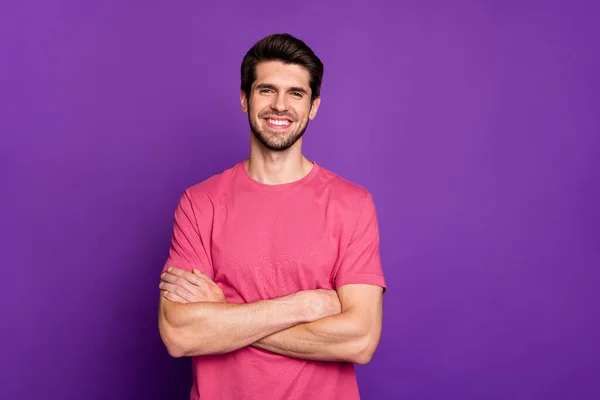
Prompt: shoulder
<box><xmin>185</xmin><ymin>163</ymin><xmax>239</xmax><ymax>198</ymax></box>
<box><xmin>314</xmin><ymin>164</ymin><xmax>378</xmax><ymax>226</ymax></box>
<box><xmin>176</xmin><ymin>163</ymin><xmax>240</xmax><ymax>211</ymax></box>
<box><xmin>317</xmin><ymin>164</ymin><xmax>373</xmax><ymax>205</ymax></box>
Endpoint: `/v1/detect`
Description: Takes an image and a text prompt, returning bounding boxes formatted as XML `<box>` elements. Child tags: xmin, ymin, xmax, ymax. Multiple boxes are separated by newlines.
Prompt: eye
<box><xmin>291</xmin><ymin>92</ymin><xmax>303</xmax><ymax>98</ymax></box>
<box><xmin>259</xmin><ymin>88</ymin><xmax>274</xmax><ymax>94</ymax></box>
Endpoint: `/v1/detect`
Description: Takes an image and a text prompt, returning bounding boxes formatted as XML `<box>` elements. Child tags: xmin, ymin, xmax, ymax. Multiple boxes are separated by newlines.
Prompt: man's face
<box><xmin>241</xmin><ymin>61</ymin><xmax>320</xmax><ymax>151</ymax></box>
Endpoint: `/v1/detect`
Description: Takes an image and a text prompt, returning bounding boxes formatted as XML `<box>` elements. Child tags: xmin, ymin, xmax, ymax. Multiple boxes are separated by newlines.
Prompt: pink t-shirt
<box><xmin>162</xmin><ymin>161</ymin><xmax>386</xmax><ymax>400</ymax></box>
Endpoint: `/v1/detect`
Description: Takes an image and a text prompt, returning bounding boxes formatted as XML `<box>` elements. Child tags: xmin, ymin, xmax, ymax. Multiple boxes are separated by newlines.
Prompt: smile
<box><xmin>266</xmin><ymin>118</ymin><xmax>291</xmax><ymax>126</ymax></box>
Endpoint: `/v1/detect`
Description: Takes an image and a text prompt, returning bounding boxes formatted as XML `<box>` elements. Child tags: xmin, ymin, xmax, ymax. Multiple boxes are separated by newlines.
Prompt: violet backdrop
<box><xmin>1</xmin><ymin>1</ymin><xmax>599</xmax><ymax>399</ymax></box>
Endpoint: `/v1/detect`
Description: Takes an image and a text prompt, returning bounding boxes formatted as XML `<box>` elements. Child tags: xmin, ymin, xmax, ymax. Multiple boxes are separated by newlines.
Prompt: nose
<box><xmin>271</xmin><ymin>92</ymin><xmax>289</xmax><ymax>112</ymax></box>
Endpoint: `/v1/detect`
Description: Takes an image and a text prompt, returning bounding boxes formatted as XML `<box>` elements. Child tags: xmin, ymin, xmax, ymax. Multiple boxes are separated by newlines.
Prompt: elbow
<box><xmin>159</xmin><ymin>322</ymin><xmax>188</xmax><ymax>358</ymax></box>
<box><xmin>159</xmin><ymin>308</ymin><xmax>186</xmax><ymax>358</ymax></box>
<box><xmin>159</xmin><ymin>318</ymin><xmax>217</xmax><ymax>358</ymax></box>
<box><xmin>166</xmin><ymin>343</ymin><xmax>186</xmax><ymax>359</ymax></box>
<box><xmin>353</xmin><ymin>348</ymin><xmax>375</xmax><ymax>365</ymax></box>
<box><xmin>163</xmin><ymin>330</ymin><xmax>187</xmax><ymax>358</ymax></box>
<box><xmin>351</xmin><ymin>334</ymin><xmax>380</xmax><ymax>365</ymax></box>
<box><xmin>159</xmin><ymin>300</ymin><xmax>204</xmax><ymax>358</ymax></box>
<box><xmin>159</xmin><ymin>307</ymin><xmax>201</xmax><ymax>358</ymax></box>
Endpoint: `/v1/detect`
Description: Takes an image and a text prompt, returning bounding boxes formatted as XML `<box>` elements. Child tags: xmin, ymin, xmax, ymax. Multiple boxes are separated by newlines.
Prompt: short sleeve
<box><xmin>333</xmin><ymin>193</ymin><xmax>386</xmax><ymax>291</ymax></box>
<box><xmin>161</xmin><ymin>190</ymin><xmax>214</xmax><ymax>278</ymax></box>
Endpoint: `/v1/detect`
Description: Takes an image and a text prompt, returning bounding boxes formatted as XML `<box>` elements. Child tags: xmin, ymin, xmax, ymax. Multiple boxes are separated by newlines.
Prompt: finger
<box><xmin>161</xmin><ymin>275</ymin><xmax>215</xmax><ymax>302</ymax></box>
<box><xmin>192</xmin><ymin>269</ymin><xmax>220</xmax><ymax>288</ymax></box>
<box><xmin>162</xmin><ymin>290</ymin><xmax>189</xmax><ymax>304</ymax></box>
<box><xmin>193</xmin><ymin>269</ymin><xmax>209</xmax><ymax>277</ymax></box>
<box><xmin>166</xmin><ymin>267</ymin><xmax>204</xmax><ymax>286</ymax></box>
<box><xmin>192</xmin><ymin>269</ymin><xmax>214</xmax><ymax>283</ymax></box>
<box><xmin>161</xmin><ymin>280</ymin><xmax>215</xmax><ymax>302</ymax></box>
<box><xmin>161</xmin><ymin>283</ymin><xmax>214</xmax><ymax>303</ymax></box>
<box><xmin>210</xmin><ymin>287</ymin><xmax>226</xmax><ymax>302</ymax></box>
<box><xmin>159</xmin><ymin>282</ymin><xmax>197</xmax><ymax>302</ymax></box>
<box><xmin>161</xmin><ymin>272</ymin><xmax>205</xmax><ymax>294</ymax></box>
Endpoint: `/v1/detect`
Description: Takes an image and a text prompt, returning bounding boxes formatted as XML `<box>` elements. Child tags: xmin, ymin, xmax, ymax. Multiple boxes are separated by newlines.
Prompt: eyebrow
<box><xmin>256</xmin><ymin>83</ymin><xmax>308</xmax><ymax>95</ymax></box>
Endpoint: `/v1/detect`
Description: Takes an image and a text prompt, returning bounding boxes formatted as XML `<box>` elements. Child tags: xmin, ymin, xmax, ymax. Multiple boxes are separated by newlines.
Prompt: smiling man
<box><xmin>158</xmin><ymin>33</ymin><xmax>386</xmax><ymax>400</ymax></box>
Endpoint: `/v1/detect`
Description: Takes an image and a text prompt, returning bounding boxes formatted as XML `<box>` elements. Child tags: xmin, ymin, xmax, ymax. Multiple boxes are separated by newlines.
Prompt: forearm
<box><xmin>252</xmin><ymin>309</ymin><xmax>377</xmax><ymax>364</ymax></box>
<box><xmin>159</xmin><ymin>293</ymin><xmax>310</xmax><ymax>357</ymax></box>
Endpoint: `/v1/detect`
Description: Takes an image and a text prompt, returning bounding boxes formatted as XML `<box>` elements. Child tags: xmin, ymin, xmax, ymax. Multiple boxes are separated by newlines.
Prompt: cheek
<box><xmin>299</xmin><ymin>104</ymin><xmax>312</xmax><ymax>118</ymax></box>
<box><xmin>249</xmin><ymin>102</ymin><xmax>268</xmax><ymax>119</ymax></box>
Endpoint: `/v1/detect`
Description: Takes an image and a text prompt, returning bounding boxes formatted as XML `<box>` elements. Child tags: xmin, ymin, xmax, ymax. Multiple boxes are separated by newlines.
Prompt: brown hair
<box><xmin>241</xmin><ymin>33</ymin><xmax>324</xmax><ymax>103</ymax></box>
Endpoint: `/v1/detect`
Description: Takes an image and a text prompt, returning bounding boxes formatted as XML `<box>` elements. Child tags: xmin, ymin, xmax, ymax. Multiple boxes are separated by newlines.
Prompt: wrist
<box><xmin>288</xmin><ymin>290</ymin><xmax>318</xmax><ymax>323</ymax></box>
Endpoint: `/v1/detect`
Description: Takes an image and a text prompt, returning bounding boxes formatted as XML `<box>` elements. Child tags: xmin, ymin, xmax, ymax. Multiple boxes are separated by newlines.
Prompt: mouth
<box><xmin>263</xmin><ymin>117</ymin><xmax>293</xmax><ymax>130</ymax></box>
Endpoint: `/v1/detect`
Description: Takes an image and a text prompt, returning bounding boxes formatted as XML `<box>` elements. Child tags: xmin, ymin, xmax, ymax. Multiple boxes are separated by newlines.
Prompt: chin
<box><xmin>255</xmin><ymin>133</ymin><xmax>298</xmax><ymax>152</ymax></box>
<box><xmin>263</xmin><ymin>140</ymin><xmax>295</xmax><ymax>152</ymax></box>
<box><xmin>250</xmin><ymin>118</ymin><xmax>307</xmax><ymax>152</ymax></box>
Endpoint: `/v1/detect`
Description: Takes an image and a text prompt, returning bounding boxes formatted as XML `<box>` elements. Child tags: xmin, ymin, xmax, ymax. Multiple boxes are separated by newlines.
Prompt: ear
<box><xmin>309</xmin><ymin>97</ymin><xmax>321</xmax><ymax>120</ymax></box>
<box><xmin>240</xmin><ymin>89</ymin><xmax>248</xmax><ymax>113</ymax></box>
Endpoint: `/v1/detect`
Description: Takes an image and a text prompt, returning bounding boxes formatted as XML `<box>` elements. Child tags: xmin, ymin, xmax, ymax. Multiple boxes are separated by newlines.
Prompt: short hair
<box><xmin>241</xmin><ymin>33</ymin><xmax>324</xmax><ymax>103</ymax></box>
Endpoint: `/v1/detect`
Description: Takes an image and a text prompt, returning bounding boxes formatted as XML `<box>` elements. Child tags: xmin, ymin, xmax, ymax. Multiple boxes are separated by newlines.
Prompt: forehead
<box><xmin>253</xmin><ymin>61</ymin><xmax>311</xmax><ymax>90</ymax></box>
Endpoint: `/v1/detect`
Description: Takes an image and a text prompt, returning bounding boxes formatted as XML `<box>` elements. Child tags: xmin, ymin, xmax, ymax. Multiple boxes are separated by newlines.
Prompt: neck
<box><xmin>245</xmin><ymin>134</ymin><xmax>313</xmax><ymax>185</ymax></box>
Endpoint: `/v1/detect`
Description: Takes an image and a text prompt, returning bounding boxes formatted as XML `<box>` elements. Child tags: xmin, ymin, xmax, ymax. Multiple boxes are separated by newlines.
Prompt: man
<box><xmin>158</xmin><ymin>33</ymin><xmax>386</xmax><ymax>400</ymax></box>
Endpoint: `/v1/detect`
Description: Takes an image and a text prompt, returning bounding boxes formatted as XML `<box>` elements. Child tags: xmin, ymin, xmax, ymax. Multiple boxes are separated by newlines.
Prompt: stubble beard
<box><xmin>248</xmin><ymin>105</ymin><xmax>310</xmax><ymax>152</ymax></box>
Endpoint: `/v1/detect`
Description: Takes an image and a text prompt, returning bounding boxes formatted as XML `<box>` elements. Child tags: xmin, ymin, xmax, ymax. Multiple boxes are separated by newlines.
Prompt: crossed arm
<box><xmin>252</xmin><ymin>283</ymin><xmax>383</xmax><ymax>364</ymax></box>
<box><xmin>158</xmin><ymin>268</ymin><xmax>383</xmax><ymax>364</ymax></box>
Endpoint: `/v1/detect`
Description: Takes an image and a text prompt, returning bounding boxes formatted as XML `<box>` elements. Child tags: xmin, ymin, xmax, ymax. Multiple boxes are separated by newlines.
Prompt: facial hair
<box><xmin>248</xmin><ymin>104</ymin><xmax>310</xmax><ymax>152</ymax></box>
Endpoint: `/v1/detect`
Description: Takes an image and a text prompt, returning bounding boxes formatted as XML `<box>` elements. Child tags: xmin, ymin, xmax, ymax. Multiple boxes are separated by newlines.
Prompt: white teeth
<box><xmin>267</xmin><ymin>119</ymin><xmax>290</xmax><ymax>126</ymax></box>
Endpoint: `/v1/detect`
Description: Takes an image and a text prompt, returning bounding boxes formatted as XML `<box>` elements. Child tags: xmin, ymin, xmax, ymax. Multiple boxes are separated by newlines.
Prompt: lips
<box><xmin>266</xmin><ymin>118</ymin><xmax>290</xmax><ymax>126</ymax></box>
<box><xmin>263</xmin><ymin>116</ymin><xmax>293</xmax><ymax>129</ymax></box>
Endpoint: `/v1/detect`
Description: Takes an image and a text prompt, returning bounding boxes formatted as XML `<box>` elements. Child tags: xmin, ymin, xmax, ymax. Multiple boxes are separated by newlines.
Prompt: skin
<box><xmin>160</xmin><ymin>268</ymin><xmax>383</xmax><ymax>364</ymax></box>
<box><xmin>243</xmin><ymin>61</ymin><xmax>319</xmax><ymax>153</ymax></box>
<box><xmin>158</xmin><ymin>60</ymin><xmax>383</xmax><ymax>364</ymax></box>
<box><xmin>159</xmin><ymin>267</ymin><xmax>341</xmax><ymax>357</ymax></box>
<box><xmin>241</xmin><ymin>61</ymin><xmax>320</xmax><ymax>185</ymax></box>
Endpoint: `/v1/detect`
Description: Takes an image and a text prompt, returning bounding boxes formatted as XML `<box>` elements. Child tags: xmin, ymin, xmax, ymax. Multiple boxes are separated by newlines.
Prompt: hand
<box><xmin>300</xmin><ymin>289</ymin><xmax>341</xmax><ymax>321</ymax></box>
<box><xmin>159</xmin><ymin>267</ymin><xmax>226</xmax><ymax>304</ymax></box>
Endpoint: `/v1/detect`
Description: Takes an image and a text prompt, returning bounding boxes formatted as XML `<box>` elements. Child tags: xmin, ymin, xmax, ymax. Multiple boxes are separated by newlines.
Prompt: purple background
<box><xmin>2</xmin><ymin>1</ymin><xmax>599</xmax><ymax>399</ymax></box>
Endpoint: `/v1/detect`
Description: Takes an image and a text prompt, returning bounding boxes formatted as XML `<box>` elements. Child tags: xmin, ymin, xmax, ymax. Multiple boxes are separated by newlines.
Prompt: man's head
<box><xmin>240</xmin><ymin>34</ymin><xmax>323</xmax><ymax>152</ymax></box>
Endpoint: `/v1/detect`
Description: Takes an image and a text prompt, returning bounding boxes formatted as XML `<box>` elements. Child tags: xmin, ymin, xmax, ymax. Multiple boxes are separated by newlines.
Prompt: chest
<box><xmin>210</xmin><ymin>191</ymin><xmax>342</xmax><ymax>302</ymax></box>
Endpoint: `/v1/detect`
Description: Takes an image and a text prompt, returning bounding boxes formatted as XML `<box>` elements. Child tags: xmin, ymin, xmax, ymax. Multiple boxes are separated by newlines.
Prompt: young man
<box><xmin>158</xmin><ymin>33</ymin><xmax>386</xmax><ymax>400</ymax></box>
